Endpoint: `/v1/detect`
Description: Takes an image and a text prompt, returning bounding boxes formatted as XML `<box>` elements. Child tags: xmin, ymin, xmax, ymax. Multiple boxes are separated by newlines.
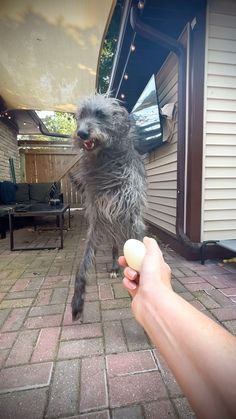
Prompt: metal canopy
<box><xmin>0</xmin><ymin>0</ymin><xmax>115</xmax><ymax>113</ymax></box>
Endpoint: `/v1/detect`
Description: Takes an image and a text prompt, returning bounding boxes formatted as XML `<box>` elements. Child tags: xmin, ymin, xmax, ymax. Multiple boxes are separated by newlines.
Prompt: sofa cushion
<box><xmin>29</xmin><ymin>183</ymin><xmax>53</xmax><ymax>204</ymax></box>
<box><xmin>0</xmin><ymin>181</ymin><xmax>17</xmax><ymax>204</ymax></box>
<box><xmin>16</xmin><ymin>183</ymin><xmax>30</xmax><ymax>204</ymax></box>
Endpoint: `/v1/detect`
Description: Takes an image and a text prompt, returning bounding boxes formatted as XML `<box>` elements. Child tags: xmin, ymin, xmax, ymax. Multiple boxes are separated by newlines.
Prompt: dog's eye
<box><xmin>95</xmin><ymin>110</ymin><xmax>105</xmax><ymax>119</ymax></box>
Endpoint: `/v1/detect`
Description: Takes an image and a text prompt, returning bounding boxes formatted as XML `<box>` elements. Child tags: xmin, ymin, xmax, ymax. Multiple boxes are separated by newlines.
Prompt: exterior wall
<box><xmin>144</xmin><ymin>53</ymin><xmax>178</xmax><ymax>235</ymax></box>
<box><xmin>202</xmin><ymin>0</ymin><xmax>236</xmax><ymax>241</ymax></box>
<box><xmin>0</xmin><ymin>120</ymin><xmax>20</xmax><ymax>182</ymax></box>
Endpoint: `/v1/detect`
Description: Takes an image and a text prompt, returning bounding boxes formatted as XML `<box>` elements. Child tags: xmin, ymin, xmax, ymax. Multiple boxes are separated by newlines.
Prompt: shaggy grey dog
<box><xmin>70</xmin><ymin>94</ymin><xmax>147</xmax><ymax>320</ymax></box>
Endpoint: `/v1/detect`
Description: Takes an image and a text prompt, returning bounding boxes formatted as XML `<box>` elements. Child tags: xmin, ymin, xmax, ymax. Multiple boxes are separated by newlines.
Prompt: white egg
<box><xmin>123</xmin><ymin>239</ymin><xmax>146</xmax><ymax>272</ymax></box>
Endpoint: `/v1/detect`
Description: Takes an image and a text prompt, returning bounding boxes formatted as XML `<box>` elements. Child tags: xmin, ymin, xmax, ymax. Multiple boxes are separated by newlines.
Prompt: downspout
<box><xmin>130</xmin><ymin>6</ymin><xmax>200</xmax><ymax>252</ymax></box>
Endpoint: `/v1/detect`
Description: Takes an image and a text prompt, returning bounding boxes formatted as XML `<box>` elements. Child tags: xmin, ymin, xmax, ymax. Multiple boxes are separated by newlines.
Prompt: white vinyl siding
<box><xmin>0</xmin><ymin>121</ymin><xmax>20</xmax><ymax>182</ymax></box>
<box><xmin>144</xmin><ymin>53</ymin><xmax>178</xmax><ymax>235</ymax></box>
<box><xmin>202</xmin><ymin>0</ymin><xmax>236</xmax><ymax>241</ymax></box>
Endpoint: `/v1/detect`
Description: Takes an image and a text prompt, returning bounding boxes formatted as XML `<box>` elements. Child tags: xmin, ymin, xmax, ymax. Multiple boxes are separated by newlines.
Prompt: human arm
<box><xmin>119</xmin><ymin>237</ymin><xmax>236</xmax><ymax>419</ymax></box>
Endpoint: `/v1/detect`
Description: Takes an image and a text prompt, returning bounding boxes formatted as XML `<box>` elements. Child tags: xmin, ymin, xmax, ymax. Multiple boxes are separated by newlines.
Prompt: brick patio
<box><xmin>0</xmin><ymin>210</ymin><xmax>235</xmax><ymax>418</ymax></box>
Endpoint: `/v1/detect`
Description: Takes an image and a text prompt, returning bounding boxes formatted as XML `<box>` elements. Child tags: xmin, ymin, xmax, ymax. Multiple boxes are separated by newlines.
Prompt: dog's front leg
<box><xmin>110</xmin><ymin>244</ymin><xmax>119</xmax><ymax>278</ymax></box>
<box><xmin>71</xmin><ymin>230</ymin><xmax>97</xmax><ymax>321</ymax></box>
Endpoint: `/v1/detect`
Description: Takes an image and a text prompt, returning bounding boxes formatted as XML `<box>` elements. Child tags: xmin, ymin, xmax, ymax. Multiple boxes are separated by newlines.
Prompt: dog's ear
<box><xmin>112</xmin><ymin>104</ymin><xmax>131</xmax><ymax>133</ymax></box>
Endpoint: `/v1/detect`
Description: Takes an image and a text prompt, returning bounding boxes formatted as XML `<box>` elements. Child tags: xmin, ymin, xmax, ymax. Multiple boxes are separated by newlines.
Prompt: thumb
<box><xmin>140</xmin><ymin>237</ymin><xmax>163</xmax><ymax>278</ymax></box>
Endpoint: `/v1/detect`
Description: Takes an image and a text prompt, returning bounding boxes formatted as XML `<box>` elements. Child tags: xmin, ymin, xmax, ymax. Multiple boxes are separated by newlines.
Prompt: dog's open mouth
<box><xmin>83</xmin><ymin>139</ymin><xmax>96</xmax><ymax>151</ymax></box>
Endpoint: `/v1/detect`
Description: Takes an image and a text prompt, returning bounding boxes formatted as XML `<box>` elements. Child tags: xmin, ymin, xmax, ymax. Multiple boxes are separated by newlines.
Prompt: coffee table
<box><xmin>9</xmin><ymin>203</ymin><xmax>70</xmax><ymax>251</ymax></box>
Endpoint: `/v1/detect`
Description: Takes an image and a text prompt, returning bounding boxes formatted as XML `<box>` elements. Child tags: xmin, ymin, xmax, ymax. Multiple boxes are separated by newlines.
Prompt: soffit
<box><xmin>0</xmin><ymin>0</ymin><xmax>115</xmax><ymax>112</ymax></box>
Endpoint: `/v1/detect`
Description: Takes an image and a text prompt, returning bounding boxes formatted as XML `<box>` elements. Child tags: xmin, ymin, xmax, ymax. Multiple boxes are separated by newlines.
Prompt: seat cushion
<box><xmin>15</xmin><ymin>183</ymin><xmax>30</xmax><ymax>204</ymax></box>
<box><xmin>29</xmin><ymin>183</ymin><xmax>52</xmax><ymax>204</ymax></box>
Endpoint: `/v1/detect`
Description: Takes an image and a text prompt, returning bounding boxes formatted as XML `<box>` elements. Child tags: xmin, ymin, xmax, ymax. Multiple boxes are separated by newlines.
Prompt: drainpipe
<box><xmin>130</xmin><ymin>6</ymin><xmax>200</xmax><ymax>252</ymax></box>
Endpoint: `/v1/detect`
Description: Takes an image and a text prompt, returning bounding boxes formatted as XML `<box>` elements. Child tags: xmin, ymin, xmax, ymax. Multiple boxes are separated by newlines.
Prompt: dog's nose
<box><xmin>77</xmin><ymin>129</ymin><xmax>89</xmax><ymax>140</ymax></box>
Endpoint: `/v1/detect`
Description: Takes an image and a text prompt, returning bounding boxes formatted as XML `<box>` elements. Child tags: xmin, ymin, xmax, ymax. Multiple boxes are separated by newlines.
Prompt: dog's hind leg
<box><xmin>71</xmin><ymin>229</ymin><xmax>98</xmax><ymax>321</ymax></box>
<box><xmin>110</xmin><ymin>244</ymin><xmax>119</xmax><ymax>278</ymax></box>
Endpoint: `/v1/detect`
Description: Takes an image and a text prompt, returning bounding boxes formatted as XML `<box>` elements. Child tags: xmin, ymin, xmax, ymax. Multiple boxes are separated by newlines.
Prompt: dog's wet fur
<box><xmin>70</xmin><ymin>94</ymin><xmax>147</xmax><ymax>320</ymax></box>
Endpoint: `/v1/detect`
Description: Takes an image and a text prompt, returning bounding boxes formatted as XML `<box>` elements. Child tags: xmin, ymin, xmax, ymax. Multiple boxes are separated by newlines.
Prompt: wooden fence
<box><xmin>20</xmin><ymin>149</ymin><xmax>82</xmax><ymax>206</ymax></box>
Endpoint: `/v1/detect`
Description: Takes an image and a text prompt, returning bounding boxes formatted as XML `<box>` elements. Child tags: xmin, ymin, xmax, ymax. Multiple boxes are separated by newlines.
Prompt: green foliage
<box><xmin>43</xmin><ymin>112</ymin><xmax>76</xmax><ymax>136</ymax></box>
<box><xmin>98</xmin><ymin>0</ymin><xmax>123</xmax><ymax>94</ymax></box>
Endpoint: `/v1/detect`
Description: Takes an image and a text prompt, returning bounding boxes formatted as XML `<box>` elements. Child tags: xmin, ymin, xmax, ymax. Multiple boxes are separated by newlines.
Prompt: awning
<box><xmin>0</xmin><ymin>0</ymin><xmax>115</xmax><ymax>113</ymax></box>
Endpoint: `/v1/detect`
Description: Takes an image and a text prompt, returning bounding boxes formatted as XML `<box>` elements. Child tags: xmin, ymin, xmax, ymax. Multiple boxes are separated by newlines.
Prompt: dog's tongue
<box><xmin>84</xmin><ymin>139</ymin><xmax>95</xmax><ymax>150</ymax></box>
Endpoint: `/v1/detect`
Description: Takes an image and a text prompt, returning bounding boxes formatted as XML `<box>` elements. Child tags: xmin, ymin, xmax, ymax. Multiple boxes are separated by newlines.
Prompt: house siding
<box><xmin>144</xmin><ymin>52</ymin><xmax>178</xmax><ymax>235</ymax></box>
<box><xmin>144</xmin><ymin>27</ymin><xmax>189</xmax><ymax>235</ymax></box>
<box><xmin>202</xmin><ymin>0</ymin><xmax>236</xmax><ymax>241</ymax></box>
<box><xmin>0</xmin><ymin>120</ymin><xmax>20</xmax><ymax>182</ymax></box>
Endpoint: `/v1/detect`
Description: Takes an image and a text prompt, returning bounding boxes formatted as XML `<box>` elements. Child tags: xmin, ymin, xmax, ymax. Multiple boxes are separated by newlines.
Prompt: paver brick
<box><xmin>0</xmin><ymin>349</ymin><xmax>9</xmax><ymax>368</ymax></box>
<box><xmin>210</xmin><ymin>307</ymin><xmax>236</xmax><ymax>321</ymax></box>
<box><xmin>153</xmin><ymin>349</ymin><xmax>183</xmax><ymax>397</ymax></box>
<box><xmin>112</xmin><ymin>283</ymin><xmax>130</xmax><ymax>299</ymax></box>
<box><xmin>83</xmin><ymin>301</ymin><xmax>101</xmax><ymax>323</ymax></box>
<box><xmin>173</xmin><ymin>397</ymin><xmax>196</xmax><ymax>418</ymax></box>
<box><xmin>46</xmin><ymin>359</ymin><xmax>80</xmax><ymax>418</ymax></box>
<box><xmin>26</xmin><ymin>277</ymin><xmax>45</xmax><ymax>290</ymax></box>
<box><xmin>51</xmin><ymin>287</ymin><xmax>68</xmax><ymax>304</ymax></box>
<box><xmin>0</xmin><ymin>308</ymin><xmax>11</xmax><ymax>328</ymax></box>
<box><xmin>220</xmin><ymin>288</ymin><xmax>236</xmax><ymax>297</ymax></box>
<box><xmin>0</xmin><ymin>362</ymin><xmax>53</xmax><ymax>393</ymax></box>
<box><xmin>80</xmin><ymin>356</ymin><xmax>108</xmax><ymax>412</ymax></box>
<box><xmin>63</xmin><ymin>303</ymin><xmax>75</xmax><ymax>325</ymax></box>
<box><xmin>184</xmin><ymin>282</ymin><xmax>215</xmax><ymax>292</ymax></box>
<box><xmin>74</xmin><ymin>410</ymin><xmax>110</xmax><ymax>419</ymax></box>
<box><xmin>101</xmin><ymin>298</ymin><xmax>131</xmax><ymax>310</ymax></box>
<box><xmin>6</xmin><ymin>329</ymin><xmax>39</xmax><ymax>366</ymax></box>
<box><xmin>143</xmin><ymin>400</ymin><xmax>177</xmax><ymax>419</ymax></box>
<box><xmin>0</xmin><ymin>298</ymin><xmax>34</xmax><ymax>309</ymax></box>
<box><xmin>0</xmin><ymin>388</ymin><xmax>48</xmax><ymax>419</ymax></box>
<box><xmin>102</xmin><ymin>308</ymin><xmax>133</xmax><ymax>321</ymax></box>
<box><xmin>171</xmin><ymin>278</ymin><xmax>188</xmax><ymax>293</ymax></box>
<box><xmin>206</xmin><ymin>289</ymin><xmax>236</xmax><ymax>307</ymax></box>
<box><xmin>44</xmin><ymin>275</ymin><xmax>71</xmax><ymax>286</ymax></box>
<box><xmin>61</xmin><ymin>323</ymin><xmax>102</xmax><ymax>341</ymax></box>
<box><xmin>58</xmin><ymin>337</ymin><xmax>104</xmax><ymax>359</ymax></box>
<box><xmin>1</xmin><ymin>308</ymin><xmax>28</xmax><ymax>331</ymax></box>
<box><xmin>99</xmin><ymin>284</ymin><xmax>114</xmax><ymax>300</ymax></box>
<box><xmin>103</xmin><ymin>320</ymin><xmax>127</xmax><ymax>354</ymax></box>
<box><xmin>24</xmin><ymin>314</ymin><xmax>63</xmax><ymax>329</ymax></box>
<box><xmin>34</xmin><ymin>289</ymin><xmax>53</xmax><ymax>306</ymax></box>
<box><xmin>190</xmin><ymin>300</ymin><xmax>206</xmax><ymax>311</ymax></box>
<box><xmin>109</xmin><ymin>371</ymin><xmax>167</xmax><ymax>407</ymax></box>
<box><xmin>31</xmin><ymin>327</ymin><xmax>60</xmax><ymax>363</ymax></box>
<box><xmin>122</xmin><ymin>318</ymin><xmax>151</xmax><ymax>350</ymax></box>
<box><xmin>223</xmin><ymin>320</ymin><xmax>236</xmax><ymax>334</ymax></box>
<box><xmin>84</xmin><ymin>291</ymin><xmax>99</xmax><ymax>301</ymax></box>
<box><xmin>198</xmin><ymin>273</ymin><xmax>236</xmax><ymax>289</ymax></box>
<box><xmin>0</xmin><ymin>331</ymin><xmax>18</xmax><ymax>349</ymax></box>
<box><xmin>192</xmin><ymin>291</ymin><xmax>220</xmax><ymax>309</ymax></box>
<box><xmin>29</xmin><ymin>303</ymin><xmax>65</xmax><ymax>317</ymax></box>
<box><xmin>112</xmin><ymin>405</ymin><xmax>143</xmax><ymax>419</ymax></box>
<box><xmin>107</xmin><ymin>350</ymin><xmax>157</xmax><ymax>377</ymax></box>
<box><xmin>0</xmin><ymin>292</ymin><xmax>7</xmax><ymax>302</ymax></box>
<box><xmin>178</xmin><ymin>276</ymin><xmax>206</xmax><ymax>284</ymax></box>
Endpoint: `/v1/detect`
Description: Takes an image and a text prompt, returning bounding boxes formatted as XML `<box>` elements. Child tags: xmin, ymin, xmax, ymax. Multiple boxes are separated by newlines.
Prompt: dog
<box><xmin>70</xmin><ymin>94</ymin><xmax>147</xmax><ymax>320</ymax></box>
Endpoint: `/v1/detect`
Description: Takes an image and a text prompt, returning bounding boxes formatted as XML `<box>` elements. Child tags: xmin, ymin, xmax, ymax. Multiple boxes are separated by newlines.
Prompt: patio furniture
<box><xmin>9</xmin><ymin>203</ymin><xmax>70</xmax><ymax>251</ymax></box>
<box><xmin>0</xmin><ymin>181</ymin><xmax>62</xmax><ymax>239</ymax></box>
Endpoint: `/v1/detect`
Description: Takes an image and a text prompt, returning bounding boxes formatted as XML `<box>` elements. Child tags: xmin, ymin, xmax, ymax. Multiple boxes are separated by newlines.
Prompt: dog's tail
<box><xmin>71</xmin><ymin>232</ymin><xmax>96</xmax><ymax>321</ymax></box>
<box><xmin>71</xmin><ymin>273</ymin><xmax>86</xmax><ymax>321</ymax></box>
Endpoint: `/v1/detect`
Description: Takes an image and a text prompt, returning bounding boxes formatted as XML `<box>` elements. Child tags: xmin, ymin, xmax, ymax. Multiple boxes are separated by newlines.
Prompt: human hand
<box><xmin>119</xmin><ymin>237</ymin><xmax>172</xmax><ymax>321</ymax></box>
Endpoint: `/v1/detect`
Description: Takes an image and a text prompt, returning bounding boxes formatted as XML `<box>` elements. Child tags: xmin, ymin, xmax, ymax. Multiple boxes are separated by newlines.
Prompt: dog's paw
<box><xmin>110</xmin><ymin>270</ymin><xmax>119</xmax><ymax>279</ymax></box>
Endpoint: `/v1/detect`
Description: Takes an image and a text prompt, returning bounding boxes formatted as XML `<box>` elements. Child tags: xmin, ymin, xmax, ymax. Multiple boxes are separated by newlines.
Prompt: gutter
<box><xmin>130</xmin><ymin>6</ymin><xmax>200</xmax><ymax>252</ymax></box>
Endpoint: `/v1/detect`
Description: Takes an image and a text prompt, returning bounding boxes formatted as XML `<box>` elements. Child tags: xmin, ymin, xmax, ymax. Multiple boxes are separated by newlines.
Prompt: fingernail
<box><xmin>128</xmin><ymin>281</ymin><xmax>137</xmax><ymax>290</ymax></box>
<box><xmin>127</xmin><ymin>268</ymin><xmax>137</xmax><ymax>279</ymax></box>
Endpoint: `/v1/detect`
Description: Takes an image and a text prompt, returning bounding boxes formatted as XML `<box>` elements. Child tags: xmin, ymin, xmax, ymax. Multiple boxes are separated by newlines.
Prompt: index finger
<box><xmin>118</xmin><ymin>256</ymin><xmax>127</xmax><ymax>268</ymax></box>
